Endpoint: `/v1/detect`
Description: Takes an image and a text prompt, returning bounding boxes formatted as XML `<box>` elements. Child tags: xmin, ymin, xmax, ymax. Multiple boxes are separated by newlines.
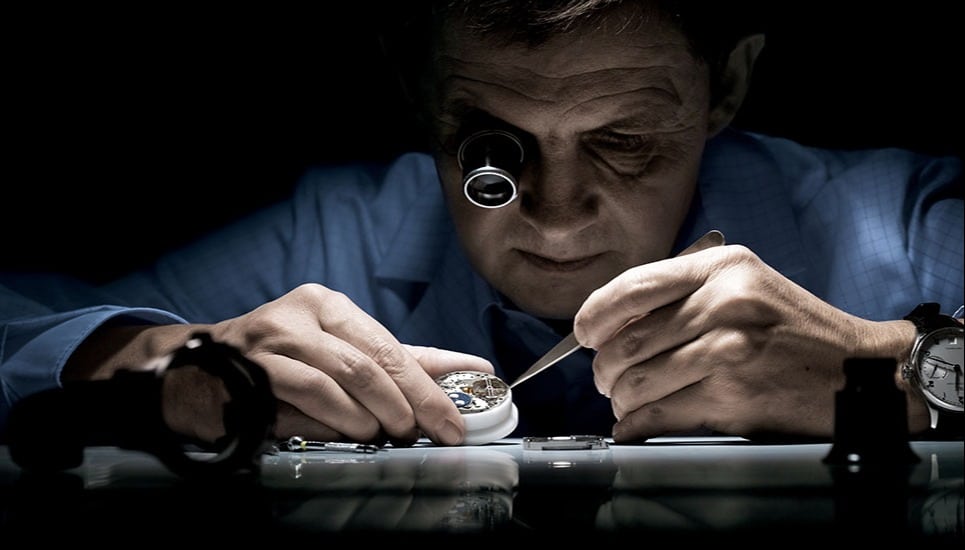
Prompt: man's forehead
<box><xmin>436</xmin><ymin>59</ymin><xmax>689</xmax><ymax>112</ymax></box>
<box><xmin>432</xmin><ymin>27</ymin><xmax>701</xmax><ymax>120</ymax></box>
<box><xmin>435</xmin><ymin>7</ymin><xmax>692</xmax><ymax>80</ymax></box>
<box><xmin>427</xmin><ymin>3</ymin><xmax>707</xmax><ymax>131</ymax></box>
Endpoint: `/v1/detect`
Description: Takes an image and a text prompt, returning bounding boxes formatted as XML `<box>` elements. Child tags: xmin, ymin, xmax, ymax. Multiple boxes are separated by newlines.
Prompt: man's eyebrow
<box><xmin>438</xmin><ymin>97</ymin><xmax>481</xmax><ymax>118</ymax></box>
<box><xmin>437</xmin><ymin>100</ymin><xmax>512</xmax><ymax>130</ymax></box>
<box><xmin>593</xmin><ymin>113</ymin><xmax>667</xmax><ymax>132</ymax></box>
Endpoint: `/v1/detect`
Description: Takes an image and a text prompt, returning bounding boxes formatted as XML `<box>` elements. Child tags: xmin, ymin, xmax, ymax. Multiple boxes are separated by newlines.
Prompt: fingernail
<box><xmin>437</xmin><ymin>418</ymin><xmax>464</xmax><ymax>446</ymax></box>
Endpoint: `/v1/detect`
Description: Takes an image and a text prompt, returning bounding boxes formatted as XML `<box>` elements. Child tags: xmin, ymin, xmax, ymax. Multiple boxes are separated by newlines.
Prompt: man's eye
<box><xmin>583</xmin><ymin>132</ymin><xmax>665</xmax><ymax>177</ymax></box>
<box><xmin>587</xmin><ymin>132</ymin><xmax>647</xmax><ymax>154</ymax></box>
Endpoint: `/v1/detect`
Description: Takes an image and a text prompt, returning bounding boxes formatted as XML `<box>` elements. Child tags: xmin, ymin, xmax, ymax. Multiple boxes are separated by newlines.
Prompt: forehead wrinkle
<box><xmin>563</xmin><ymin>75</ymin><xmax>706</xmax><ymax>129</ymax></box>
<box><xmin>522</xmin><ymin>40</ymin><xmax>694</xmax><ymax>82</ymax></box>
<box><xmin>438</xmin><ymin>58</ymin><xmax>684</xmax><ymax>113</ymax></box>
<box><xmin>567</xmin><ymin>79</ymin><xmax>682</xmax><ymax>106</ymax></box>
<box><xmin>441</xmin><ymin>73</ymin><xmax>556</xmax><ymax>109</ymax></box>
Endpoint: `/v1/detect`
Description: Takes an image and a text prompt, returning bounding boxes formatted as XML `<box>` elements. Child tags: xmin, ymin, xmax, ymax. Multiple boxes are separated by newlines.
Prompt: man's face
<box><xmin>427</xmin><ymin>8</ymin><xmax>711</xmax><ymax>319</ymax></box>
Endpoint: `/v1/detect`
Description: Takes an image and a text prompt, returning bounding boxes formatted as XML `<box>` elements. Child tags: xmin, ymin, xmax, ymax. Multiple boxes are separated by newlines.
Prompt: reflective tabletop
<box><xmin>1</xmin><ymin>437</ymin><xmax>962</xmax><ymax>544</ymax></box>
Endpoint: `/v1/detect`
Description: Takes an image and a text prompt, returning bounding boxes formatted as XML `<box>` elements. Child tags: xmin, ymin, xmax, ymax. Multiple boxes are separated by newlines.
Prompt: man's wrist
<box><xmin>63</xmin><ymin>321</ymin><xmax>199</xmax><ymax>382</ymax></box>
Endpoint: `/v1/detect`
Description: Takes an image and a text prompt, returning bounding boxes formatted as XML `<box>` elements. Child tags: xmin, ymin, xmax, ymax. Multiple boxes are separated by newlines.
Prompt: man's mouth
<box><xmin>517</xmin><ymin>250</ymin><xmax>602</xmax><ymax>272</ymax></box>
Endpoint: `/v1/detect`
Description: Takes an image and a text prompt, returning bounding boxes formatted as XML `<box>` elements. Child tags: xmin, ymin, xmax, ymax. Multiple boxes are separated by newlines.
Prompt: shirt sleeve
<box><xmin>736</xmin><ymin>130</ymin><xmax>964</xmax><ymax>320</ymax></box>
<box><xmin>99</xmin><ymin>161</ymin><xmax>403</xmax><ymax>323</ymax></box>
<box><xmin>0</xmin><ymin>280</ymin><xmax>185</xmax><ymax>439</ymax></box>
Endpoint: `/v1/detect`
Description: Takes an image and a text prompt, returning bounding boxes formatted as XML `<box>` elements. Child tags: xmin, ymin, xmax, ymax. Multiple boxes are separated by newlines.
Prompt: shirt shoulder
<box><xmin>294</xmin><ymin>152</ymin><xmax>438</xmax><ymax>206</ymax></box>
<box><xmin>707</xmin><ymin>128</ymin><xmax>961</xmax><ymax>199</ymax></box>
<box><xmin>284</xmin><ymin>151</ymin><xmax>452</xmax><ymax>295</ymax></box>
<box><xmin>288</xmin><ymin>151</ymin><xmax>444</xmax><ymax>270</ymax></box>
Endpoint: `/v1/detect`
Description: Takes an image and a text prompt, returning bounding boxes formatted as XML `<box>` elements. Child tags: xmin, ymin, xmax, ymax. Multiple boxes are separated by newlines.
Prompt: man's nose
<box><xmin>517</xmin><ymin>154</ymin><xmax>597</xmax><ymax>237</ymax></box>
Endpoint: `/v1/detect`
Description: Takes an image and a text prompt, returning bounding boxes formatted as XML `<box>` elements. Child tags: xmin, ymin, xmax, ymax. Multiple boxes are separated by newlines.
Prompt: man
<box><xmin>2</xmin><ymin>1</ymin><xmax>962</xmax><ymax>447</ymax></box>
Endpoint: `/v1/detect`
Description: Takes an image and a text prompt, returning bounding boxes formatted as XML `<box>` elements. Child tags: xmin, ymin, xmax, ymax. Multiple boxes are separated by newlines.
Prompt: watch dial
<box><xmin>914</xmin><ymin>326</ymin><xmax>965</xmax><ymax>412</ymax></box>
<box><xmin>436</xmin><ymin>371</ymin><xmax>510</xmax><ymax>414</ymax></box>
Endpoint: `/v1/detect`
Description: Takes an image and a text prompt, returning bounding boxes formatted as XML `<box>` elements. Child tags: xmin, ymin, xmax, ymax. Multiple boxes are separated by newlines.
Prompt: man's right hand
<box><xmin>64</xmin><ymin>283</ymin><xmax>495</xmax><ymax>447</ymax></box>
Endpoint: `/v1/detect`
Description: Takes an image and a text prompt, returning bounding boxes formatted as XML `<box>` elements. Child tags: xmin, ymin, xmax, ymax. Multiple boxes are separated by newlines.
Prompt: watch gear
<box><xmin>435</xmin><ymin>371</ymin><xmax>519</xmax><ymax>445</ymax></box>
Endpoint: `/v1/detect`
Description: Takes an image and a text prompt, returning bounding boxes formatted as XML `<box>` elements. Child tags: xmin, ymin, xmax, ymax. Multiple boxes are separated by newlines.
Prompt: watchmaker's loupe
<box><xmin>457</xmin><ymin>129</ymin><xmax>524</xmax><ymax>208</ymax></box>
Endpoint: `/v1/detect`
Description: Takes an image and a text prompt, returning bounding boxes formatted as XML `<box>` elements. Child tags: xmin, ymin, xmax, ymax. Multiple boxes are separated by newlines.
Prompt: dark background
<box><xmin>4</xmin><ymin>3</ymin><xmax>962</xmax><ymax>283</ymax></box>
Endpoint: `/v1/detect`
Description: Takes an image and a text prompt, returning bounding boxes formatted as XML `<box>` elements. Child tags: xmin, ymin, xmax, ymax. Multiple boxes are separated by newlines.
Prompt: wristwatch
<box><xmin>901</xmin><ymin>303</ymin><xmax>964</xmax><ymax>435</ymax></box>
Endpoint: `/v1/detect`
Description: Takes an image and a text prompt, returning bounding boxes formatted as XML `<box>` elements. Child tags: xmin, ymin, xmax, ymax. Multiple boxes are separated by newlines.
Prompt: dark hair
<box><xmin>379</xmin><ymin>1</ymin><xmax>765</xmax><ymax>134</ymax></box>
<box><xmin>435</xmin><ymin>1</ymin><xmax>761</xmax><ymax>56</ymax></box>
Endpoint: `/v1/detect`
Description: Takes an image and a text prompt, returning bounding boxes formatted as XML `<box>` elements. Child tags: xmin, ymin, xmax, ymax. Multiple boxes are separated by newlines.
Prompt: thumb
<box><xmin>403</xmin><ymin>345</ymin><xmax>496</xmax><ymax>379</ymax></box>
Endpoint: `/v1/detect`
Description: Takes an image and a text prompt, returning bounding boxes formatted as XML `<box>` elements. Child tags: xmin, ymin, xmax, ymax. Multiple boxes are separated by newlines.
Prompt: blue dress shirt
<box><xmin>2</xmin><ymin>128</ymin><xmax>962</xmax><ymax>438</ymax></box>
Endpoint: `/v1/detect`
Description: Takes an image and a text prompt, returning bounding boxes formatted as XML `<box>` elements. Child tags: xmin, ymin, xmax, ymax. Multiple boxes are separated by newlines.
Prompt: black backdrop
<box><xmin>4</xmin><ymin>3</ymin><xmax>962</xmax><ymax>282</ymax></box>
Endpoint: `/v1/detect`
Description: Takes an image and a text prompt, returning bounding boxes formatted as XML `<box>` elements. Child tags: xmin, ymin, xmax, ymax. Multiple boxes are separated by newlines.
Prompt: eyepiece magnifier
<box><xmin>458</xmin><ymin>129</ymin><xmax>525</xmax><ymax>208</ymax></box>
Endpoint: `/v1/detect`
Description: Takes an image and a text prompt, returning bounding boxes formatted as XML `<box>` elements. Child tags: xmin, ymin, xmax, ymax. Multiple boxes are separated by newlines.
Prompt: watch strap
<box><xmin>904</xmin><ymin>302</ymin><xmax>960</xmax><ymax>331</ymax></box>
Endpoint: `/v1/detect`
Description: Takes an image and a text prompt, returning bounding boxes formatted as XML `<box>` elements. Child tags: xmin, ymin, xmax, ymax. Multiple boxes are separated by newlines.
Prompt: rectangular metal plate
<box><xmin>522</xmin><ymin>435</ymin><xmax>609</xmax><ymax>451</ymax></box>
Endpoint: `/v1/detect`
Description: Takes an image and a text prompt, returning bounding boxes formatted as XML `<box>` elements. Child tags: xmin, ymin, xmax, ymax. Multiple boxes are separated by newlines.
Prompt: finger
<box><xmin>605</xmin><ymin>343</ymin><xmax>707</xmax><ymax>420</ymax></box>
<box><xmin>251</xmin><ymin>285</ymin><xmax>466</xmax><ymax>446</ymax></box>
<box><xmin>256</xmin><ymin>350</ymin><xmax>384</xmax><ymax>442</ymax></box>
<box><xmin>252</xmin><ymin>287</ymin><xmax>423</xmax><ymax>442</ymax></box>
<box><xmin>574</xmin><ymin>244</ymin><xmax>724</xmax><ymax>349</ymax></box>
<box><xmin>400</xmin><ymin>347</ymin><xmax>499</xmax><ymax>447</ymax></box>
<box><xmin>611</xmin><ymin>381</ymin><xmax>713</xmax><ymax>442</ymax></box>
<box><xmin>305</xmin><ymin>330</ymin><xmax>424</xmax><ymax>443</ymax></box>
<box><xmin>592</xmin><ymin>299</ymin><xmax>704</xmax><ymax>397</ymax></box>
<box><xmin>317</xmin><ymin>341</ymin><xmax>463</xmax><ymax>446</ymax></box>
<box><xmin>272</xmin><ymin>400</ymin><xmax>346</xmax><ymax>442</ymax></box>
<box><xmin>403</xmin><ymin>345</ymin><xmax>495</xmax><ymax>379</ymax></box>
<box><xmin>311</xmin><ymin>291</ymin><xmax>467</xmax><ymax>446</ymax></box>
<box><xmin>370</xmin><ymin>350</ymin><xmax>468</xmax><ymax>446</ymax></box>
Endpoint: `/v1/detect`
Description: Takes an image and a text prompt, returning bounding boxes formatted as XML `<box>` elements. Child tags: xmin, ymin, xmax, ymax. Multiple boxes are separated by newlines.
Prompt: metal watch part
<box><xmin>435</xmin><ymin>371</ymin><xmax>519</xmax><ymax>445</ymax></box>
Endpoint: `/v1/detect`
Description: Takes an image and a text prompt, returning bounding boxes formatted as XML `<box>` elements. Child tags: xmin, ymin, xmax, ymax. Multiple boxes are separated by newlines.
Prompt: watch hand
<box><xmin>924</xmin><ymin>354</ymin><xmax>956</xmax><ymax>367</ymax></box>
<box><xmin>923</xmin><ymin>355</ymin><xmax>954</xmax><ymax>378</ymax></box>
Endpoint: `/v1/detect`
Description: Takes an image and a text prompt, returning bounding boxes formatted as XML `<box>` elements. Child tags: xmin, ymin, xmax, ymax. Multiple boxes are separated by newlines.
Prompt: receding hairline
<box><xmin>431</xmin><ymin>1</ymin><xmax>680</xmax><ymax>49</ymax></box>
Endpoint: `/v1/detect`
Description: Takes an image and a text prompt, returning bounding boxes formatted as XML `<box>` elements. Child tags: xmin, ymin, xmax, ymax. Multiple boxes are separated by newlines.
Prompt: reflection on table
<box><xmin>0</xmin><ymin>437</ymin><xmax>961</xmax><ymax>543</ymax></box>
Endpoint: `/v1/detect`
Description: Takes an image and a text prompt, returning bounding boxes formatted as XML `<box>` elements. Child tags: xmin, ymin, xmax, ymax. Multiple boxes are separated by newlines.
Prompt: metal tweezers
<box><xmin>509</xmin><ymin>229</ymin><xmax>725</xmax><ymax>389</ymax></box>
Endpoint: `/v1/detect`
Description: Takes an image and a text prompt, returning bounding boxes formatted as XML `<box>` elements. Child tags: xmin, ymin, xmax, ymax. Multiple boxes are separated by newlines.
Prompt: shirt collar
<box><xmin>373</xmin><ymin>157</ymin><xmax>453</xmax><ymax>284</ymax></box>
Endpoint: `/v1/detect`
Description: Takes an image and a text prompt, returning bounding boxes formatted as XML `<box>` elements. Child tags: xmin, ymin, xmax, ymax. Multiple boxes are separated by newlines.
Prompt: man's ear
<box><xmin>707</xmin><ymin>33</ymin><xmax>766</xmax><ymax>137</ymax></box>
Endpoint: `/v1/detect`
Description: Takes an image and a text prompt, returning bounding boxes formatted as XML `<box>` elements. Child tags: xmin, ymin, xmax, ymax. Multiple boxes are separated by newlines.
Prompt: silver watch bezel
<box><xmin>904</xmin><ymin>325</ymin><xmax>965</xmax><ymax>416</ymax></box>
